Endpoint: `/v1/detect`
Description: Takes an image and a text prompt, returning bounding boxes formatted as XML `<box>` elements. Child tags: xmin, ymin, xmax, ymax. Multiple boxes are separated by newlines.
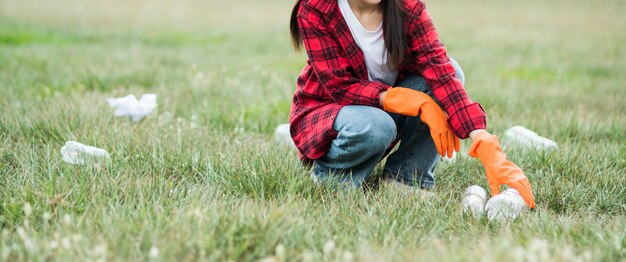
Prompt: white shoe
<box><xmin>382</xmin><ymin>178</ymin><xmax>435</xmax><ymax>198</ymax></box>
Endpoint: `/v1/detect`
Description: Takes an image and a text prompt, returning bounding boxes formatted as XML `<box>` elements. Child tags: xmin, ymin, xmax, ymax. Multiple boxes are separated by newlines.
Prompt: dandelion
<box><xmin>149</xmin><ymin>246</ymin><xmax>159</xmax><ymax>258</ymax></box>
<box><xmin>23</xmin><ymin>203</ymin><xmax>32</xmax><ymax>217</ymax></box>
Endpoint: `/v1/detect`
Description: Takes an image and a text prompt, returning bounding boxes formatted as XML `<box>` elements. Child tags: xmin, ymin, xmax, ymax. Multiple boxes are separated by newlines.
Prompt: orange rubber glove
<box><xmin>469</xmin><ymin>132</ymin><xmax>536</xmax><ymax>208</ymax></box>
<box><xmin>383</xmin><ymin>87</ymin><xmax>460</xmax><ymax>157</ymax></box>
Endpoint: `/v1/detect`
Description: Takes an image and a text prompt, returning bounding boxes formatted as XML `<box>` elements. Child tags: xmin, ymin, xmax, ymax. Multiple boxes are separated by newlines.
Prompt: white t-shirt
<box><xmin>338</xmin><ymin>0</ymin><xmax>398</xmax><ymax>86</ymax></box>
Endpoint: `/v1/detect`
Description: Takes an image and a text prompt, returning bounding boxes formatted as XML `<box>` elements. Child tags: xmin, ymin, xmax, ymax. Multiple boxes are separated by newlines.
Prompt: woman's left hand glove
<box><xmin>469</xmin><ymin>132</ymin><xmax>536</xmax><ymax>208</ymax></box>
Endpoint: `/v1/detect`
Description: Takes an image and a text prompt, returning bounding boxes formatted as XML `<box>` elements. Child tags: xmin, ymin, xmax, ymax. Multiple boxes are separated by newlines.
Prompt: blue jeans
<box><xmin>313</xmin><ymin>59</ymin><xmax>465</xmax><ymax>189</ymax></box>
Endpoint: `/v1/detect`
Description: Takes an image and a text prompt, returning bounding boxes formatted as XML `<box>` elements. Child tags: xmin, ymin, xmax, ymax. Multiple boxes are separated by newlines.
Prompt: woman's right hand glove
<box><xmin>468</xmin><ymin>132</ymin><xmax>536</xmax><ymax>208</ymax></box>
<box><xmin>383</xmin><ymin>87</ymin><xmax>460</xmax><ymax>157</ymax></box>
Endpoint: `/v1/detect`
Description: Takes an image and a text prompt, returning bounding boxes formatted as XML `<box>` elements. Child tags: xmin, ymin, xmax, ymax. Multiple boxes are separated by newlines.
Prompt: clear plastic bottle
<box><xmin>505</xmin><ymin>125</ymin><xmax>558</xmax><ymax>150</ymax></box>
<box><xmin>274</xmin><ymin>124</ymin><xmax>295</xmax><ymax>148</ymax></box>
<box><xmin>60</xmin><ymin>141</ymin><xmax>110</xmax><ymax>165</ymax></box>
<box><xmin>461</xmin><ymin>185</ymin><xmax>487</xmax><ymax>218</ymax></box>
<box><xmin>485</xmin><ymin>188</ymin><xmax>527</xmax><ymax>222</ymax></box>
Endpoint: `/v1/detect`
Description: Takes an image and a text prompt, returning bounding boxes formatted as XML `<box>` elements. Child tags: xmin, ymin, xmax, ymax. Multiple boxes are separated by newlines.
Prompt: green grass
<box><xmin>0</xmin><ymin>0</ymin><xmax>625</xmax><ymax>260</ymax></box>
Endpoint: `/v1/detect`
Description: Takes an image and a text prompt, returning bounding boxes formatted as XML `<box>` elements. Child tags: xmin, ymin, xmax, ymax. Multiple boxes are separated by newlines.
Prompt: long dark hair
<box><xmin>290</xmin><ymin>0</ymin><xmax>407</xmax><ymax>67</ymax></box>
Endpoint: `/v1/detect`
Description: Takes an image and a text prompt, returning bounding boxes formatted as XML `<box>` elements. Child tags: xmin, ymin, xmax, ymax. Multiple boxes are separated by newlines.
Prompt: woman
<box><xmin>288</xmin><ymin>0</ymin><xmax>535</xmax><ymax>207</ymax></box>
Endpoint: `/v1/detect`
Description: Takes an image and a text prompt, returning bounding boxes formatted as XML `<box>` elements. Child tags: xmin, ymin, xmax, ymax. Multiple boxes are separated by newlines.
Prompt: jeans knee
<box><xmin>365</xmin><ymin>115</ymin><xmax>396</xmax><ymax>152</ymax></box>
<box><xmin>335</xmin><ymin>106</ymin><xmax>396</xmax><ymax>153</ymax></box>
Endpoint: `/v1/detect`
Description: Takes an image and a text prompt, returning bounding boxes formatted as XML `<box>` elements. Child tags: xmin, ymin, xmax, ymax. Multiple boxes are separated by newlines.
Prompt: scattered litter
<box><xmin>461</xmin><ymin>185</ymin><xmax>487</xmax><ymax>219</ymax></box>
<box><xmin>505</xmin><ymin>125</ymin><xmax>557</xmax><ymax>150</ymax></box>
<box><xmin>485</xmin><ymin>188</ymin><xmax>527</xmax><ymax>222</ymax></box>
<box><xmin>60</xmin><ymin>141</ymin><xmax>110</xmax><ymax>165</ymax></box>
<box><xmin>274</xmin><ymin>123</ymin><xmax>295</xmax><ymax>148</ymax></box>
<box><xmin>107</xmin><ymin>94</ymin><xmax>157</xmax><ymax>122</ymax></box>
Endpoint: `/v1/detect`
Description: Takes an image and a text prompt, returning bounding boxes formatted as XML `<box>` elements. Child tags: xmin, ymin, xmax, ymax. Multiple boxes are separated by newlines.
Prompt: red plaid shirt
<box><xmin>289</xmin><ymin>0</ymin><xmax>487</xmax><ymax>161</ymax></box>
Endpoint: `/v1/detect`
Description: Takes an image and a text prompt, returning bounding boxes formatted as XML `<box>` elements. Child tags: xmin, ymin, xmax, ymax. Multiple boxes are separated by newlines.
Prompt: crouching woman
<box><xmin>288</xmin><ymin>0</ymin><xmax>535</xmax><ymax>207</ymax></box>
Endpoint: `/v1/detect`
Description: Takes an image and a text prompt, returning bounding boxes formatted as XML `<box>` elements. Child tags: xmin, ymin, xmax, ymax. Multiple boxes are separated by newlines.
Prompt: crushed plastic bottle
<box><xmin>60</xmin><ymin>141</ymin><xmax>110</xmax><ymax>165</ymax></box>
<box><xmin>461</xmin><ymin>185</ymin><xmax>487</xmax><ymax>218</ymax></box>
<box><xmin>505</xmin><ymin>125</ymin><xmax>558</xmax><ymax>150</ymax></box>
<box><xmin>107</xmin><ymin>94</ymin><xmax>157</xmax><ymax>122</ymax></box>
<box><xmin>485</xmin><ymin>188</ymin><xmax>527</xmax><ymax>222</ymax></box>
<box><xmin>273</xmin><ymin>124</ymin><xmax>295</xmax><ymax>148</ymax></box>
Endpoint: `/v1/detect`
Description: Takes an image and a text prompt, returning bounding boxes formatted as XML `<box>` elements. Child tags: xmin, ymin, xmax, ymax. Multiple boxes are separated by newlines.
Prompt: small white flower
<box><xmin>342</xmin><ymin>251</ymin><xmax>354</xmax><ymax>261</ymax></box>
<box><xmin>93</xmin><ymin>243</ymin><xmax>107</xmax><ymax>256</ymax></box>
<box><xmin>63</xmin><ymin>214</ymin><xmax>72</xmax><ymax>226</ymax></box>
<box><xmin>192</xmin><ymin>209</ymin><xmax>203</xmax><ymax>219</ymax></box>
<box><xmin>323</xmin><ymin>239</ymin><xmax>335</xmax><ymax>255</ymax></box>
<box><xmin>43</xmin><ymin>212</ymin><xmax>51</xmax><ymax>223</ymax></box>
<box><xmin>275</xmin><ymin>244</ymin><xmax>285</xmax><ymax>258</ymax></box>
<box><xmin>23</xmin><ymin>203</ymin><xmax>32</xmax><ymax>217</ymax></box>
<box><xmin>149</xmin><ymin>246</ymin><xmax>160</xmax><ymax>258</ymax></box>
<box><xmin>61</xmin><ymin>237</ymin><xmax>71</xmax><ymax>248</ymax></box>
<box><xmin>301</xmin><ymin>251</ymin><xmax>313</xmax><ymax>262</ymax></box>
<box><xmin>49</xmin><ymin>240</ymin><xmax>59</xmax><ymax>250</ymax></box>
<box><xmin>72</xmin><ymin>234</ymin><xmax>83</xmax><ymax>243</ymax></box>
<box><xmin>24</xmin><ymin>239</ymin><xmax>34</xmax><ymax>251</ymax></box>
<box><xmin>16</xmin><ymin>227</ymin><xmax>35</xmax><ymax>250</ymax></box>
<box><xmin>16</xmin><ymin>227</ymin><xmax>27</xmax><ymax>240</ymax></box>
<box><xmin>257</xmin><ymin>257</ymin><xmax>278</xmax><ymax>262</ymax></box>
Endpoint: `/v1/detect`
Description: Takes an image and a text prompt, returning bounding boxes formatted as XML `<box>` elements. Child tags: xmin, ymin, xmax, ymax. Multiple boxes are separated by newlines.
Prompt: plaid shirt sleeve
<box><xmin>298</xmin><ymin>8</ymin><xmax>390</xmax><ymax>107</ymax></box>
<box><xmin>404</xmin><ymin>1</ymin><xmax>487</xmax><ymax>139</ymax></box>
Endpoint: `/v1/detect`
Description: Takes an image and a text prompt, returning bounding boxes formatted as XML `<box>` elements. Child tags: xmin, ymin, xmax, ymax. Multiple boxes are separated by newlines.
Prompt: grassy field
<box><xmin>0</xmin><ymin>0</ymin><xmax>624</xmax><ymax>260</ymax></box>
